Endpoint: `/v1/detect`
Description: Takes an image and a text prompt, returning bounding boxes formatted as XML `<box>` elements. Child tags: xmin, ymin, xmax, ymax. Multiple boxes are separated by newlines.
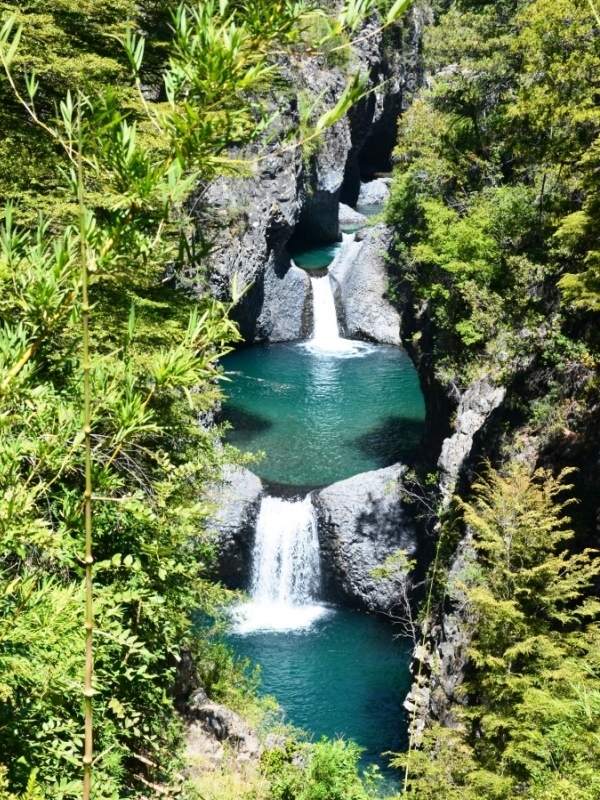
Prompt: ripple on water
<box><xmin>227</xmin><ymin>606</ymin><xmax>412</xmax><ymax>784</ymax></box>
<box><xmin>220</xmin><ymin>342</ymin><xmax>425</xmax><ymax>487</ymax></box>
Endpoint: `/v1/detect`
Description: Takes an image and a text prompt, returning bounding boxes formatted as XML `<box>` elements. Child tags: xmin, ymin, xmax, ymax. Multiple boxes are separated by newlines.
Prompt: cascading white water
<box><xmin>307</xmin><ymin>274</ymin><xmax>372</xmax><ymax>356</ymax></box>
<box><xmin>310</xmin><ymin>275</ymin><xmax>342</xmax><ymax>347</ymax></box>
<box><xmin>234</xmin><ymin>495</ymin><xmax>330</xmax><ymax>633</ymax></box>
<box><xmin>252</xmin><ymin>496</ymin><xmax>320</xmax><ymax>604</ymax></box>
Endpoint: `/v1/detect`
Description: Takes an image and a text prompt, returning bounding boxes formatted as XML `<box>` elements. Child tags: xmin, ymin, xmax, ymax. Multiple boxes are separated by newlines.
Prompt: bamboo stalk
<box><xmin>78</xmin><ymin>95</ymin><xmax>94</xmax><ymax>800</ymax></box>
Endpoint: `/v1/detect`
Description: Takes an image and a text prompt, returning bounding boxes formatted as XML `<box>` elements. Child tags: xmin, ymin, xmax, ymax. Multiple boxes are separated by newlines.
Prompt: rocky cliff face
<box><xmin>437</xmin><ymin>377</ymin><xmax>506</xmax><ymax>505</ymax></box>
<box><xmin>330</xmin><ymin>224</ymin><xmax>401</xmax><ymax>345</ymax></box>
<box><xmin>404</xmin><ymin>373</ymin><xmax>508</xmax><ymax>729</ymax></box>
<box><xmin>404</xmin><ymin>532</ymin><xmax>476</xmax><ymax>737</ymax></box>
<box><xmin>207</xmin><ymin>466</ymin><xmax>263</xmax><ymax>590</ymax></box>
<box><xmin>193</xmin><ymin>9</ymin><xmax>427</xmax><ymax>345</ymax></box>
<box><xmin>312</xmin><ymin>464</ymin><xmax>419</xmax><ymax>612</ymax></box>
<box><xmin>405</xmin><ymin>395</ymin><xmax>504</xmax><ymax>734</ymax></box>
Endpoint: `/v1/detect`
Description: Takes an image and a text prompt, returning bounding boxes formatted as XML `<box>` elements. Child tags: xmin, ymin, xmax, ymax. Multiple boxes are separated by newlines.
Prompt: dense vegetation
<box><xmin>3</xmin><ymin>0</ymin><xmax>600</xmax><ymax>797</ymax></box>
<box><xmin>397</xmin><ymin>463</ymin><xmax>600</xmax><ymax>799</ymax></box>
<box><xmin>0</xmin><ymin>1</ymin><xmax>408</xmax><ymax>798</ymax></box>
<box><xmin>387</xmin><ymin>0</ymin><xmax>600</xmax><ymax>797</ymax></box>
<box><xmin>387</xmin><ymin>0</ymin><xmax>600</xmax><ymax>392</ymax></box>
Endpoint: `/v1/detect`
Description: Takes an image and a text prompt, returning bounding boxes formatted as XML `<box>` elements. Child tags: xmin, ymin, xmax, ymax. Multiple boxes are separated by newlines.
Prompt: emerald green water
<box><xmin>356</xmin><ymin>203</ymin><xmax>384</xmax><ymax>217</ymax></box>
<box><xmin>288</xmin><ymin>240</ymin><xmax>342</xmax><ymax>270</ymax></box>
<box><xmin>220</xmin><ymin>342</ymin><xmax>425</xmax><ymax>487</ymax></box>
<box><xmin>228</xmin><ymin>607</ymin><xmax>411</xmax><ymax>784</ymax></box>
<box><xmin>222</xmin><ymin>317</ymin><xmax>423</xmax><ymax>785</ymax></box>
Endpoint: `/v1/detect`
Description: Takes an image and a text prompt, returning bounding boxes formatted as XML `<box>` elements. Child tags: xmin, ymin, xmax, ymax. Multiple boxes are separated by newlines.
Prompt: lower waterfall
<box><xmin>251</xmin><ymin>496</ymin><xmax>320</xmax><ymax>604</ymax></box>
<box><xmin>234</xmin><ymin>495</ymin><xmax>330</xmax><ymax>633</ymax></box>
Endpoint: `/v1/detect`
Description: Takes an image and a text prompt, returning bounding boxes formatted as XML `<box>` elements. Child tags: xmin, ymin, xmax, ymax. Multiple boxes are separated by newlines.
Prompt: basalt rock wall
<box><xmin>312</xmin><ymin>464</ymin><xmax>420</xmax><ymax>612</ymax></box>
<box><xmin>207</xmin><ymin>466</ymin><xmax>263</xmax><ymax>590</ymax></box>
<box><xmin>192</xmin><ymin>8</ymin><xmax>428</xmax><ymax>344</ymax></box>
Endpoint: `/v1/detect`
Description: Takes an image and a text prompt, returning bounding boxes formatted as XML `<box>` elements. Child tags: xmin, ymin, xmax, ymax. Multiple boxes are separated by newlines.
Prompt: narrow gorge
<box><xmin>5</xmin><ymin>0</ymin><xmax>600</xmax><ymax>796</ymax></box>
<box><xmin>211</xmin><ymin>200</ymin><xmax>424</xmax><ymax>779</ymax></box>
<box><xmin>197</xmin><ymin>6</ymin><xmax>507</xmax><ymax>776</ymax></box>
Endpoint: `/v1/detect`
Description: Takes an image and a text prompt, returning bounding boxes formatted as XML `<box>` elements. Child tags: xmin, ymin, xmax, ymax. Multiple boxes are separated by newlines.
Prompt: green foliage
<box><xmin>191</xmin><ymin>734</ymin><xmax>385</xmax><ymax>800</ymax></box>
<box><xmin>0</xmin><ymin>0</ymin><xmax>145</xmax><ymax>223</ymax></box>
<box><xmin>386</xmin><ymin>0</ymin><xmax>600</xmax><ymax>385</ymax></box>
<box><xmin>261</xmin><ymin>738</ymin><xmax>379</xmax><ymax>800</ymax></box>
<box><xmin>371</xmin><ymin>549</ymin><xmax>416</xmax><ymax>581</ymax></box>
<box><xmin>395</xmin><ymin>463</ymin><xmax>600</xmax><ymax>800</ymax></box>
<box><xmin>0</xmin><ymin>203</ymin><xmax>244</xmax><ymax>796</ymax></box>
<box><xmin>0</xmin><ymin>769</ymin><xmax>44</xmax><ymax>800</ymax></box>
<box><xmin>0</xmin><ymin>0</ymin><xmax>413</xmax><ymax>796</ymax></box>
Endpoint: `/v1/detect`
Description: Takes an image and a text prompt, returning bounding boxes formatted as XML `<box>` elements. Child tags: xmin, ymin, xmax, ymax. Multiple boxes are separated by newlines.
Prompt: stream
<box><xmin>219</xmin><ymin>208</ymin><xmax>424</xmax><ymax>785</ymax></box>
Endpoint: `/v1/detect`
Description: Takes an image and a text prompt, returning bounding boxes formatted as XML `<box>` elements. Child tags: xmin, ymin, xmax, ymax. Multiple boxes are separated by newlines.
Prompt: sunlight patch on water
<box><xmin>300</xmin><ymin>338</ymin><xmax>374</xmax><ymax>357</ymax></box>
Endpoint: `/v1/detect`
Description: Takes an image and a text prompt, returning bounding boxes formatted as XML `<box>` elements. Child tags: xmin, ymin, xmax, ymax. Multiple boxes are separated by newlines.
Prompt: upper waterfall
<box><xmin>310</xmin><ymin>275</ymin><xmax>342</xmax><ymax>346</ymax></box>
<box><xmin>234</xmin><ymin>495</ymin><xmax>329</xmax><ymax>632</ymax></box>
<box><xmin>306</xmin><ymin>274</ymin><xmax>370</xmax><ymax>356</ymax></box>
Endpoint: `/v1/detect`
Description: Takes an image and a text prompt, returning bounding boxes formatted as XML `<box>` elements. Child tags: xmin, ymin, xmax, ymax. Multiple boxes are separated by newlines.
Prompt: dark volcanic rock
<box><xmin>256</xmin><ymin>255</ymin><xmax>313</xmax><ymax>342</ymax></box>
<box><xmin>406</xmin><ymin>375</ymin><xmax>506</xmax><ymax>733</ymax></box>
<box><xmin>207</xmin><ymin>466</ymin><xmax>263</xmax><ymax>590</ymax></box>
<box><xmin>313</xmin><ymin>464</ymin><xmax>418</xmax><ymax>612</ymax></box>
<box><xmin>329</xmin><ymin>225</ymin><xmax>401</xmax><ymax>345</ymax></box>
<box><xmin>405</xmin><ymin>534</ymin><xmax>475</xmax><ymax>736</ymax></box>
<box><xmin>295</xmin><ymin>116</ymin><xmax>352</xmax><ymax>243</ymax></box>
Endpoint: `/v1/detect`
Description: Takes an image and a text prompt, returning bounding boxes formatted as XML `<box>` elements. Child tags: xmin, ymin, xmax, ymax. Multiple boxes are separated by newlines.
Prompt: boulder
<box><xmin>207</xmin><ymin>466</ymin><xmax>263</xmax><ymax>589</ymax></box>
<box><xmin>329</xmin><ymin>225</ymin><xmax>401</xmax><ymax>345</ymax></box>
<box><xmin>185</xmin><ymin>687</ymin><xmax>262</xmax><ymax>772</ymax></box>
<box><xmin>255</xmin><ymin>257</ymin><xmax>313</xmax><ymax>342</ymax></box>
<box><xmin>313</xmin><ymin>464</ymin><xmax>418</xmax><ymax>612</ymax></box>
<box><xmin>357</xmin><ymin>179</ymin><xmax>390</xmax><ymax>205</ymax></box>
<box><xmin>338</xmin><ymin>203</ymin><xmax>368</xmax><ymax>229</ymax></box>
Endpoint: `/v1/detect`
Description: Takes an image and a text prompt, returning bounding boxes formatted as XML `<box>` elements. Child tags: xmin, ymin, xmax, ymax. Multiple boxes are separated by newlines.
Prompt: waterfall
<box><xmin>252</xmin><ymin>496</ymin><xmax>320</xmax><ymax>604</ymax></box>
<box><xmin>307</xmin><ymin>274</ymin><xmax>372</xmax><ymax>356</ymax></box>
<box><xmin>310</xmin><ymin>275</ymin><xmax>342</xmax><ymax>347</ymax></box>
<box><xmin>235</xmin><ymin>495</ymin><xmax>329</xmax><ymax>633</ymax></box>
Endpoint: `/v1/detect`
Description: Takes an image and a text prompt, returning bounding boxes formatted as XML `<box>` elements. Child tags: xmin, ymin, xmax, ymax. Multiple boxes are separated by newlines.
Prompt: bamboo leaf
<box><xmin>386</xmin><ymin>0</ymin><xmax>411</xmax><ymax>25</ymax></box>
<box><xmin>3</xmin><ymin>23</ymin><xmax>22</xmax><ymax>67</ymax></box>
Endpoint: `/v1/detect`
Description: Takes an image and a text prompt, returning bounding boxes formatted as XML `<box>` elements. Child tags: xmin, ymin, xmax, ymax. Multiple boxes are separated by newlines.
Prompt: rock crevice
<box><xmin>195</xmin><ymin>8</ymin><xmax>426</xmax><ymax>344</ymax></box>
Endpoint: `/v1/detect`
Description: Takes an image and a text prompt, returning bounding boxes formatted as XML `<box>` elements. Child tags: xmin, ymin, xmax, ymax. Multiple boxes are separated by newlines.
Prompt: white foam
<box><xmin>306</xmin><ymin>274</ymin><xmax>374</xmax><ymax>357</ymax></box>
<box><xmin>301</xmin><ymin>338</ymin><xmax>374</xmax><ymax>357</ymax></box>
<box><xmin>310</xmin><ymin>274</ymin><xmax>342</xmax><ymax>349</ymax></box>
<box><xmin>232</xmin><ymin>601</ymin><xmax>331</xmax><ymax>634</ymax></box>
